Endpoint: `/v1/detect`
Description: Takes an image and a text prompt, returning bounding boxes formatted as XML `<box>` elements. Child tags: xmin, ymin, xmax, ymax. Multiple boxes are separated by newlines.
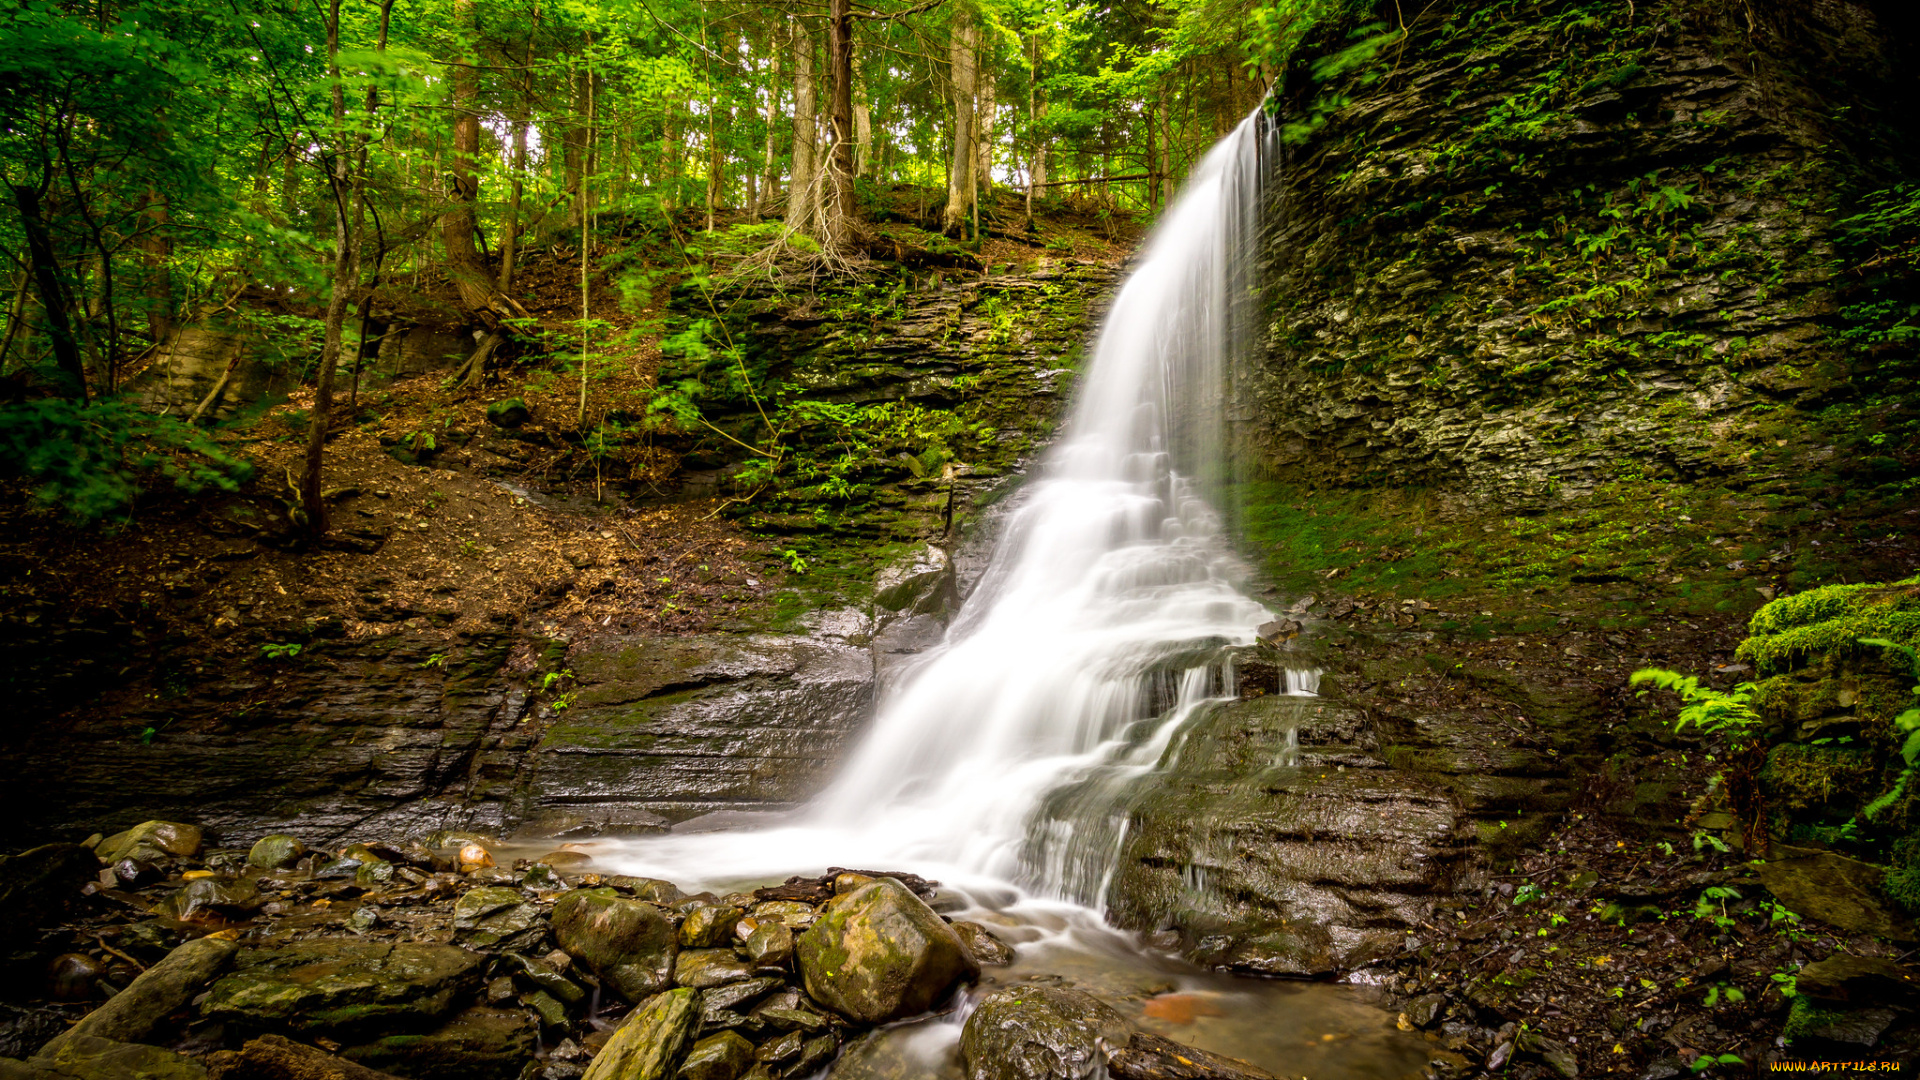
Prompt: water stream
<box><xmin>589</xmin><ymin>111</ymin><xmax>1429</xmax><ymax>1078</ymax></box>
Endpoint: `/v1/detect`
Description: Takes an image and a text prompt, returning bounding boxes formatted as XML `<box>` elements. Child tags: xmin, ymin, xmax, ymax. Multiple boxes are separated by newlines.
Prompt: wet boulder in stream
<box><xmin>552</xmin><ymin>888</ymin><xmax>678</xmax><ymax>1002</ymax></box>
<box><xmin>453</xmin><ymin>887</ymin><xmax>546</xmax><ymax>951</ymax></box>
<box><xmin>95</xmin><ymin>821</ymin><xmax>203</xmax><ymax>864</ymax></box>
<box><xmin>200</xmin><ymin>941</ymin><xmax>485</xmax><ymax>1036</ymax></box>
<box><xmin>580</xmin><ymin>988</ymin><xmax>700</xmax><ymax>1080</ymax></box>
<box><xmin>959</xmin><ymin>986</ymin><xmax>1130</xmax><ymax>1080</ymax></box>
<box><xmin>794</xmin><ymin>877</ymin><xmax>977</xmax><ymax>1024</ymax></box>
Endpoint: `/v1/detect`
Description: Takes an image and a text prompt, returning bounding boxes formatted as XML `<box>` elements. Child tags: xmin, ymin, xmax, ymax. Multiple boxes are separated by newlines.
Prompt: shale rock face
<box><xmin>1251</xmin><ymin>1</ymin><xmax>1914</xmax><ymax>508</ymax></box>
<box><xmin>794</xmin><ymin>878</ymin><xmax>978</xmax><ymax>1024</ymax></box>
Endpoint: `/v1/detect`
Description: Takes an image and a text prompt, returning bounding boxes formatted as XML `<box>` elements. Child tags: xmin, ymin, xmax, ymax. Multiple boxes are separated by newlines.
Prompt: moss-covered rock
<box><xmin>553</xmin><ymin>888</ymin><xmax>678</xmax><ymax>1003</ymax></box>
<box><xmin>958</xmin><ymin>986</ymin><xmax>1130</xmax><ymax>1080</ymax></box>
<box><xmin>794</xmin><ymin>877</ymin><xmax>977</xmax><ymax>1024</ymax></box>
<box><xmin>200</xmin><ymin>941</ymin><xmax>485</xmax><ymax>1037</ymax></box>
<box><xmin>342</xmin><ymin>1006</ymin><xmax>539</xmax><ymax>1080</ymax></box>
<box><xmin>581</xmin><ymin>988</ymin><xmax>701</xmax><ymax>1080</ymax></box>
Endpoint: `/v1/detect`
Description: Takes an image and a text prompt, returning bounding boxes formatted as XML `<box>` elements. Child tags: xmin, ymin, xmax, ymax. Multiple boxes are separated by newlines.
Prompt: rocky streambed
<box><xmin>0</xmin><ymin>819</ymin><xmax>1433</xmax><ymax>1080</ymax></box>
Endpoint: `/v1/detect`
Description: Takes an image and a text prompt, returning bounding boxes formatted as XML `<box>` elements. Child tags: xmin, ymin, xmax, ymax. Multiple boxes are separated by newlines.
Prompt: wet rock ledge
<box><xmin>0</xmin><ymin>821</ymin><xmax>1275</xmax><ymax>1080</ymax></box>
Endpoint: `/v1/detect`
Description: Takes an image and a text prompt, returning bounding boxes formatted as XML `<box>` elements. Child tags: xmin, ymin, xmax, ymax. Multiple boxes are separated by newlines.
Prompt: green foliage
<box><xmin>260</xmin><ymin>642</ymin><xmax>303</xmax><ymax>660</ymax></box>
<box><xmin>1629</xmin><ymin>669</ymin><xmax>1762</xmax><ymax>744</ymax></box>
<box><xmin>1831</xmin><ymin>184</ymin><xmax>1920</xmax><ymax>356</ymax></box>
<box><xmin>0</xmin><ymin>397</ymin><xmax>254</xmax><ymax>523</ymax></box>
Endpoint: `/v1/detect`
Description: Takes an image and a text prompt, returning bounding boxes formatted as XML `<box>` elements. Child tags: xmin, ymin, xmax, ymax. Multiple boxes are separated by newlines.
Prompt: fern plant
<box><xmin>1629</xmin><ymin>668</ymin><xmax>1763</xmax><ymax>745</ymax></box>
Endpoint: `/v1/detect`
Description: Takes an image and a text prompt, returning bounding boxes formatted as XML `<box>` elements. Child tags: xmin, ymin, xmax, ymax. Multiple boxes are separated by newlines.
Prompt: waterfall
<box><xmin>597</xmin><ymin>110</ymin><xmax>1294</xmax><ymax>899</ymax></box>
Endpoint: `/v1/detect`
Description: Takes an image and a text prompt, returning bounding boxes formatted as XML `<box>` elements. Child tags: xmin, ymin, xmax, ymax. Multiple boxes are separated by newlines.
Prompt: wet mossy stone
<box><xmin>581</xmin><ymin>988</ymin><xmax>701</xmax><ymax>1080</ymax></box>
<box><xmin>676</xmin><ymin>1031</ymin><xmax>754</xmax><ymax>1080</ymax></box>
<box><xmin>678</xmin><ymin>903</ymin><xmax>742</xmax><ymax>948</ymax></box>
<box><xmin>742</xmin><ymin>920</ymin><xmax>792</xmax><ymax>969</ymax></box>
<box><xmin>42</xmin><ymin>935</ymin><xmax>238</xmax><ymax>1055</ymax></box>
<box><xmin>247</xmin><ymin>835</ymin><xmax>307</xmax><ymax>870</ymax></box>
<box><xmin>553</xmin><ymin>888</ymin><xmax>678</xmax><ymax>1003</ymax></box>
<box><xmin>343</xmin><ymin>1006</ymin><xmax>539</xmax><ymax>1080</ymax></box>
<box><xmin>96</xmin><ymin>821</ymin><xmax>202</xmax><ymax>864</ymax></box>
<box><xmin>949</xmin><ymin>922</ymin><xmax>1014</xmax><ymax>967</ymax></box>
<box><xmin>673</xmin><ymin>949</ymin><xmax>753</xmax><ymax>990</ymax></box>
<box><xmin>795</xmin><ymin>877</ymin><xmax>978</xmax><ymax>1024</ymax></box>
<box><xmin>201</xmin><ymin>941</ymin><xmax>485</xmax><ymax>1037</ymax></box>
<box><xmin>454</xmin><ymin>887</ymin><xmax>546</xmax><ymax>952</ymax></box>
<box><xmin>486</xmin><ymin>398</ymin><xmax>531</xmax><ymax>429</ymax></box>
<box><xmin>11</xmin><ymin>1036</ymin><xmax>210</xmax><ymax>1080</ymax></box>
<box><xmin>156</xmin><ymin>877</ymin><xmax>262</xmax><ymax>920</ymax></box>
<box><xmin>958</xmin><ymin>985</ymin><xmax>1130</xmax><ymax>1080</ymax></box>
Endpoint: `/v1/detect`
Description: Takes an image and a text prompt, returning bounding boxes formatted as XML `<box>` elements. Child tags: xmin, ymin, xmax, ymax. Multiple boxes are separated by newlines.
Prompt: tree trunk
<box><xmin>441</xmin><ymin>0</ymin><xmax>529</xmax><ymax>329</ymax></box>
<box><xmin>9</xmin><ymin>184</ymin><xmax>87</xmax><ymax>401</ymax></box>
<box><xmin>823</xmin><ymin>0</ymin><xmax>857</xmax><ymax>255</ymax></box>
<box><xmin>499</xmin><ymin>4</ymin><xmax>538</xmax><ymax>293</ymax></box>
<box><xmin>976</xmin><ymin>63</ymin><xmax>996</xmax><ymax>198</ymax></box>
<box><xmin>303</xmin><ymin>0</ymin><xmax>361</xmax><ymax>536</ymax></box>
<box><xmin>565</xmin><ymin>70</ymin><xmax>589</xmax><ymax>222</ymax></box>
<box><xmin>853</xmin><ymin>44</ymin><xmax>872</xmax><ymax>179</ymax></box>
<box><xmin>941</xmin><ymin>5</ymin><xmax>977</xmax><ymax>239</ymax></box>
<box><xmin>789</xmin><ymin>17</ymin><xmax>819</xmax><ymax>237</ymax></box>
<box><xmin>139</xmin><ymin>190</ymin><xmax>173</xmax><ymax>344</ymax></box>
<box><xmin>1024</xmin><ymin>36</ymin><xmax>1046</xmax><ymax>232</ymax></box>
<box><xmin>758</xmin><ymin>35</ymin><xmax>782</xmax><ymax>218</ymax></box>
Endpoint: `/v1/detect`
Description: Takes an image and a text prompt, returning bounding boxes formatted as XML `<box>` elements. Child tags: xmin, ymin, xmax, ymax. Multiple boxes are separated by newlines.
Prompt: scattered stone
<box><xmin>959</xmin><ymin>986</ymin><xmax>1130</xmax><ymax>1080</ymax></box>
<box><xmin>741</xmin><ymin>921</ymin><xmax>792</xmax><ymax>969</ymax></box>
<box><xmin>96</xmin><ymin>822</ymin><xmax>204</xmax><ymax>864</ymax></box>
<box><xmin>949</xmin><ymin>922</ymin><xmax>1014</xmax><ymax>967</ymax></box>
<box><xmin>752</xmin><ymin>1032</ymin><xmax>801</xmax><ymax>1066</ymax></box>
<box><xmin>501</xmin><ymin>953</ymin><xmax>588</xmax><ymax>1005</ymax></box>
<box><xmin>674</xmin><ymin>950</ymin><xmax>753</xmax><ymax>989</ymax></box>
<box><xmin>157</xmin><ymin>877</ymin><xmax>261</xmax><ymax>920</ymax></box>
<box><xmin>676</xmin><ymin>1032</ymin><xmax>754</xmax><ymax>1080</ymax></box>
<box><xmin>581</xmin><ymin>988</ymin><xmax>700</xmax><ymax>1080</ymax></box>
<box><xmin>458</xmin><ymin>844</ymin><xmax>496</xmax><ymax>872</ymax></box>
<box><xmin>201</xmin><ymin>941</ymin><xmax>485</xmax><ymax>1036</ymax></box>
<box><xmin>453</xmin><ymin>887</ymin><xmax>546</xmax><ymax>951</ymax></box>
<box><xmin>42</xmin><ymin>934</ymin><xmax>238</xmax><ymax>1056</ymax></box>
<box><xmin>679</xmin><ymin>903</ymin><xmax>742</xmax><ymax>948</ymax></box>
<box><xmin>703</xmin><ymin>979</ymin><xmax>781</xmax><ymax>1014</ymax></box>
<box><xmin>792</xmin><ymin>1035</ymin><xmax>836</xmax><ymax>1076</ymax></box>
<box><xmin>795</xmin><ymin>877</ymin><xmax>978</xmax><ymax>1024</ymax></box>
<box><xmin>486</xmin><ymin>399</ymin><xmax>531</xmax><ymax>429</ymax></box>
<box><xmin>206</xmin><ymin>1034</ymin><xmax>406</xmax><ymax>1080</ymax></box>
<box><xmin>246</xmin><ymin>836</ymin><xmax>307</xmax><ymax>870</ymax></box>
<box><xmin>1403</xmin><ymin>993</ymin><xmax>1446</xmax><ymax>1029</ymax></box>
<box><xmin>748</xmin><ymin>902</ymin><xmax>815</xmax><ymax>929</ymax></box>
<box><xmin>552</xmin><ymin>889</ymin><xmax>678</xmax><ymax>1003</ymax></box>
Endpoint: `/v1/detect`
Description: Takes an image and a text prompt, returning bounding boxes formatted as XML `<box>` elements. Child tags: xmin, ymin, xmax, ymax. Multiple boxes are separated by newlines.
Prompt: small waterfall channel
<box><xmin>593</xmin><ymin>111</ymin><xmax>1428</xmax><ymax>1078</ymax></box>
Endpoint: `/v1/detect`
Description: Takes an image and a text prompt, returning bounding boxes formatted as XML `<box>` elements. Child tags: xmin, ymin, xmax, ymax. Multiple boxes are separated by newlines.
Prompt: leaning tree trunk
<box><xmin>9</xmin><ymin>185</ymin><xmax>87</xmax><ymax>401</ymax></box>
<box><xmin>941</xmin><ymin>6</ymin><xmax>977</xmax><ymax>239</ymax></box>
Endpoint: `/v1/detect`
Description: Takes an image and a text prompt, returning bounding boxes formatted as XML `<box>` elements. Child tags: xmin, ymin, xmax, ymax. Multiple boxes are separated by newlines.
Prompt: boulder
<box><xmin>959</xmin><ymin>986</ymin><xmax>1130</xmax><ymax>1080</ymax></box>
<box><xmin>873</xmin><ymin>545</ymin><xmax>957</xmax><ymax>618</ymax></box>
<box><xmin>343</xmin><ymin>1007</ymin><xmax>539</xmax><ymax>1080</ymax></box>
<box><xmin>486</xmin><ymin>399</ymin><xmax>531</xmax><ymax>429</ymax></box>
<box><xmin>201</xmin><ymin>941</ymin><xmax>485</xmax><ymax>1036</ymax></box>
<box><xmin>673</xmin><ymin>950</ymin><xmax>753</xmax><ymax>990</ymax></box>
<box><xmin>453</xmin><ymin>887</ymin><xmax>546</xmax><ymax>952</ymax></box>
<box><xmin>950</xmin><ymin>922</ymin><xmax>1014</xmax><ymax>967</ymax></box>
<box><xmin>794</xmin><ymin>877</ymin><xmax>978</xmax><ymax>1024</ymax></box>
<box><xmin>1757</xmin><ymin>852</ymin><xmax>1918</xmax><ymax>940</ymax></box>
<box><xmin>553</xmin><ymin>889</ymin><xmax>678</xmax><ymax>1003</ymax></box>
<box><xmin>581</xmin><ymin>988</ymin><xmax>701</xmax><ymax>1080</ymax></box>
<box><xmin>41</xmin><ymin>935</ymin><xmax>238</xmax><ymax>1056</ymax></box>
<box><xmin>95</xmin><ymin>822</ymin><xmax>203</xmax><ymax>864</ymax></box>
<box><xmin>1795</xmin><ymin>953</ymin><xmax>1920</xmax><ymax>1004</ymax></box>
<box><xmin>676</xmin><ymin>1032</ymin><xmax>754</xmax><ymax>1080</ymax></box>
<box><xmin>741</xmin><ymin>921</ymin><xmax>792</xmax><ymax>969</ymax></box>
<box><xmin>678</xmin><ymin>904</ymin><xmax>742</xmax><ymax>949</ymax></box>
<box><xmin>157</xmin><ymin>878</ymin><xmax>261</xmax><ymax>921</ymax></box>
<box><xmin>246</xmin><ymin>836</ymin><xmax>307</xmax><ymax>870</ymax></box>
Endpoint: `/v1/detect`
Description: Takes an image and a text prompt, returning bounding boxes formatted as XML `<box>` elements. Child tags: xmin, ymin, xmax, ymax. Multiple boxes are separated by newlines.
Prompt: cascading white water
<box><xmin>596</xmin><ymin>110</ymin><xmax>1300</xmax><ymax>899</ymax></box>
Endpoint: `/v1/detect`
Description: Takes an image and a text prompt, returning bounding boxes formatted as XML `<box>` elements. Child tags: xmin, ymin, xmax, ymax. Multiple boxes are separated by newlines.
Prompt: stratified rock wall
<box><xmin>1248</xmin><ymin>0</ymin><xmax>1917</xmax><ymax>508</ymax></box>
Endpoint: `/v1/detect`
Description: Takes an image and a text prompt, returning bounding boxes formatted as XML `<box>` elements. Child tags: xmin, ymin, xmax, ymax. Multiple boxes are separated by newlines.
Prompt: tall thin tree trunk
<box><xmin>758</xmin><ymin>34</ymin><xmax>782</xmax><ymax>220</ymax></box>
<box><xmin>1024</xmin><ymin>35</ymin><xmax>1046</xmax><ymax>232</ymax></box>
<box><xmin>853</xmin><ymin>44</ymin><xmax>872</xmax><ymax>178</ymax></box>
<box><xmin>140</xmin><ymin>190</ymin><xmax>173</xmax><ymax>343</ymax></box>
<box><xmin>442</xmin><ymin>0</ymin><xmax>529</xmax><ymax>330</ymax></box>
<box><xmin>303</xmin><ymin>0</ymin><xmax>365</xmax><ymax>535</ymax></box>
<box><xmin>789</xmin><ymin>17</ymin><xmax>819</xmax><ymax>236</ymax></box>
<box><xmin>975</xmin><ymin>63</ymin><xmax>996</xmax><ymax>199</ymax></box>
<box><xmin>941</xmin><ymin>5</ymin><xmax>977</xmax><ymax>239</ymax></box>
<box><xmin>499</xmin><ymin>3</ymin><xmax>539</xmax><ymax>293</ymax></box>
<box><xmin>823</xmin><ymin>0</ymin><xmax>857</xmax><ymax>254</ymax></box>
